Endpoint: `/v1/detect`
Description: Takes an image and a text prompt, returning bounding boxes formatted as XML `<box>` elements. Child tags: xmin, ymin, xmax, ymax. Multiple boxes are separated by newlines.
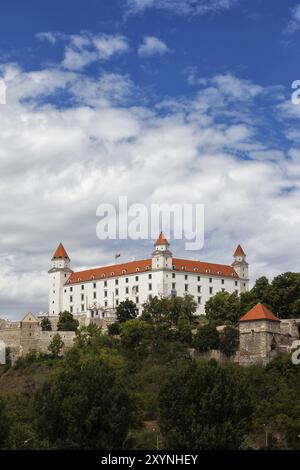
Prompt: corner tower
<box><xmin>232</xmin><ymin>244</ymin><xmax>249</xmax><ymax>292</ymax></box>
<box><xmin>151</xmin><ymin>232</ymin><xmax>173</xmax><ymax>271</ymax></box>
<box><xmin>48</xmin><ymin>243</ymin><xmax>73</xmax><ymax>316</ymax></box>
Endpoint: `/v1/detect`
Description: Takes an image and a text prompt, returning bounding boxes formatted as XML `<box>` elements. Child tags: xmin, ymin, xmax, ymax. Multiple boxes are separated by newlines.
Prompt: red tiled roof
<box><xmin>234</xmin><ymin>244</ymin><xmax>246</xmax><ymax>257</ymax></box>
<box><xmin>66</xmin><ymin>257</ymin><xmax>239</xmax><ymax>285</ymax></box>
<box><xmin>172</xmin><ymin>258</ymin><xmax>238</xmax><ymax>278</ymax></box>
<box><xmin>155</xmin><ymin>232</ymin><xmax>169</xmax><ymax>246</ymax></box>
<box><xmin>66</xmin><ymin>259</ymin><xmax>152</xmax><ymax>284</ymax></box>
<box><xmin>239</xmin><ymin>303</ymin><xmax>280</xmax><ymax>322</ymax></box>
<box><xmin>52</xmin><ymin>243</ymin><xmax>69</xmax><ymax>260</ymax></box>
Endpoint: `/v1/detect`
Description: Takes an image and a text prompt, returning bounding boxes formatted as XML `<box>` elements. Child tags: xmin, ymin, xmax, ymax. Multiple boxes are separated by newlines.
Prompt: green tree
<box><xmin>159</xmin><ymin>360</ymin><xmax>253</xmax><ymax>449</ymax></box>
<box><xmin>219</xmin><ymin>326</ymin><xmax>239</xmax><ymax>357</ymax></box>
<box><xmin>120</xmin><ymin>319</ymin><xmax>153</xmax><ymax>357</ymax></box>
<box><xmin>34</xmin><ymin>354</ymin><xmax>137</xmax><ymax>449</ymax></box>
<box><xmin>141</xmin><ymin>296</ymin><xmax>171</xmax><ymax>325</ymax></box>
<box><xmin>40</xmin><ymin>317</ymin><xmax>52</xmax><ymax>331</ymax></box>
<box><xmin>48</xmin><ymin>334</ymin><xmax>64</xmax><ymax>357</ymax></box>
<box><xmin>0</xmin><ymin>398</ymin><xmax>10</xmax><ymax>449</ymax></box>
<box><xmin>116</xmin><ymin>300</ymin><xmax>138</xmax><ymax>323</ymax></box>
<box><xmin>270</xmin><ymin>272</ymin><xmax>300</xmax><ymax>318</ymax></box>
<box><xmin>107</xmin><ymin>322</ymin><xmax>121</xmax><ymax>336</ymax></box>
<box><xmin>176</xmin><ymin>312</ymin><xmax>192</xmax><ymax>345</ymax></box>
<box><xmin>193</xmin><ymin>324</ymin><xmax>220</xmax><ymax>352</ymax></box>
<box><xmin>205</xmin><ymin>291</ymin><xmax>241</xmax><ymax>325</ymax></box>
<box><xmin>57</xmin><ymin>311</ymin><xmax>79</xmax><ymax>332</ymax></box>
<box><xmin>169</xmin><ymin>295</ymin><xmax>197</xmax><ymax>326</ymax></box>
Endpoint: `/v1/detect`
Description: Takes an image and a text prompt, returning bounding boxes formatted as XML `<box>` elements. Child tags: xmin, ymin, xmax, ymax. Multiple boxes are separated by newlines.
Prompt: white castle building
<box><xmin>48</xmin><ymin>233</ymin><xmax>249</xmax><ymax>319</ymax></box>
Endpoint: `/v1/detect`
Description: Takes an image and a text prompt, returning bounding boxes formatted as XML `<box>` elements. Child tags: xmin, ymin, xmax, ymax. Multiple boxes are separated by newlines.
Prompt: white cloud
<box><xmin>284</xmin><ymin>4</ymin><xmax>300</xmax><ymax>35</ymax></box>
<box><xmin>138</xmin><ymin>36</ymin><xmax>171</xmax><ymax>58</ymax></box>
<box><xmin>37</xmin><ymin>31</ymin><xmax>130</xmax><ymax>71</ymax></box>
<box><xmin>126</xmin><ymin>0</ymin><xmax>240</xmax><ymax>16</ymax></box>
<box><xmin>0</xmin><ymin>56</ymin><xmax>299</xmax><ymax>320</ymax></box>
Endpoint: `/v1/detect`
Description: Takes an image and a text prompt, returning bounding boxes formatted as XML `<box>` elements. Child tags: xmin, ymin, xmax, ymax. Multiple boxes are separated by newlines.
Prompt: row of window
<box><xmin>67</xmin><ymin>275</ymin><xmax>240</xmax><ymax>291</ymax></box>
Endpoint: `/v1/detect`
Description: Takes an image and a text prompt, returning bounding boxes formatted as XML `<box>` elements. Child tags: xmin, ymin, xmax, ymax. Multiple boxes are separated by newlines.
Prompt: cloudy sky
<box><xmin>1</xmin><ymin>0</ymin><xmax>300</xmax><ymax>318</ymax></box>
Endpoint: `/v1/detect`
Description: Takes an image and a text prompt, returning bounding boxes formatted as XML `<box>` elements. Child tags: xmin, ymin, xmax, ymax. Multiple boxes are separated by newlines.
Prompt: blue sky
<box><xmin>1</xmin><ymin>0</ymin><xmax>300</xmax><ymax>317</ymax></box>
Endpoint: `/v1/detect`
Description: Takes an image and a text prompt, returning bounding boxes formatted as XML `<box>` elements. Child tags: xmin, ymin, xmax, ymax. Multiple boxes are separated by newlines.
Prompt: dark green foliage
<box><xmin>219</xmin><ymin>326</ymin><xmax>239</xmax><ymax>357</ymax></box>
<box><xmin>116</xmin><ymin>300</ymin><xmax>138</xmax><ymax>323</ymax></box>
<box><xmin>34</xmin><ymin>352</ymin><xmax>137</xmax><ymax>449</ymax></box>
<box><xmin>0</xmin><ymin>398</ymin><xmax>10</xmax><ymax>449</ymax></box>
<box><xmin>48</xmin><ymin>333</ymin><xmax>64</xmax><ymax>357</ymax></box>
<box><xmin>57</xmin><ymin>311</ymin><xmax>79</xmax><ymax>332</ymax></box>
<box><xmin>159</xmin><ymin>360</ymin><xmax>253</xmax><ymax>449</ymax></box>
<box><xmin>141</xmin><ymin>294</ymin><xmax>197</xmax><ymax>327</ymax></box>
<box><xmin>205</xmin><ymin>291</ymin><xmax>241</xmax><ymax>325</ymax></box>
<box><xmin>193</xmin><ymin>324</ymin><xmax>220</xmax><ymax>352</ymax></box>
<box><xmin>108</xmin><ymin>322</ymin><xmax>121</xmax><ymax>336</ymax></box>
<box><xmin>40</xmin><ymin>317</ymin><xmax>52</xmax><ymax>331</ymax></box>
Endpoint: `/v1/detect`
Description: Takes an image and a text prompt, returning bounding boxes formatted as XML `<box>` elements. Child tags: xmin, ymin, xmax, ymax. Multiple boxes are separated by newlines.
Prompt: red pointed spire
<box><xmin>155</xmin><ymin>232</ymin><xmax>169</xmax><ymax>246</ymax></box>
<box><xmin>240</xmin><ymin>303</ymin><xmax>280</xmax><ymax>322</ymax></box>
<box><xmin>234</xmin><ymin>244</ymin><xmax>245</xmax><ymax>257</ymax></box>
<box><xmin>52</xmin><ymin>243</ymin><xmax>69</xmax><ymax>260</ymax></box>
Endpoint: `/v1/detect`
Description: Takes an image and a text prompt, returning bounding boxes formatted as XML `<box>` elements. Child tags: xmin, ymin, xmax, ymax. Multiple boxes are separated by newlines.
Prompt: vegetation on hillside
<box><xmin>0</xmin><ymin>277</ymin><xmax>300</xmax><ymax>450</ymax></box>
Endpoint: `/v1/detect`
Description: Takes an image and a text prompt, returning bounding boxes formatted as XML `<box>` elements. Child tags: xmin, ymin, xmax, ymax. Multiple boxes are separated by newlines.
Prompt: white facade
<box><xmin>48</xmin><ymin>236</ymin><xmax>249</xmax><ymax>318</ymax></box>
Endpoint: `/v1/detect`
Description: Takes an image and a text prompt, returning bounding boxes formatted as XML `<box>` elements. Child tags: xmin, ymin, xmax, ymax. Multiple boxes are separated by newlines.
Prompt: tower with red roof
<box><xmin>48</xmin><ymin>243</ymin><xmax>73</xmax><ymax>316</ymax></box>
<box><xmin>239</xmin><ymin>303</ymin><xmax>281</xmax><ymax>366</ymax></box>
<box><xmin>232</xmin><ymin>244</ymin><xmax>249</xmax><ymax>293</ymax></box>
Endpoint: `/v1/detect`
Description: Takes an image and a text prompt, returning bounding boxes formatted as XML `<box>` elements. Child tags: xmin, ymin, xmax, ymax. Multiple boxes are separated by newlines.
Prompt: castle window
<box><xmin>64</xmin><ymin>289</ymin><xmax>66</xmax><ymax>293</ymax></box>
<box><xmin>93</xmin><ymin>292</ymin><xmax>96</xmax><ymax>299</ymax></box>
<box><xmin>198</xmin><ymin>286</ymin><xmax>201</xmax><ymax>293</ymax></box>
<box><xmin>104</xmin><ymin>291</ymin><xmax>107</xmax><ymax>297</ymax></box>
<box><xmin>172</xmin><ymin>273</ymin><xmax>176</xmax><ymax>279</ymax></box>
<box><xmin>115</xmin><ymin>279</ymin><xmax>119</xmax><ymax>285</ymax></box>
<box><xmin>70</xmin><ymin>296</ymin><xmax>73</xmax><ymax>303</ymax></box>
<box><xmin>235</xmin><ymin>281</ymin><xmax>238</xmax><ymax>286</ymax></box>
<box><xmin>81</xmin><ymin>285</ymin><xmax>84</xmax><ymax>290</ymax></box>
<box><xmin>90</xmin><ymin>275</ymin><xmax>95</xmax><ymax>280</ymax></box>
<box><xmin>126</xmin><ymin>287</ymin><xmax>129</xmax><ymax>294</ymax></box>
<box><xmin>93</xmin><ymin>283</ymin><xmax>96</xmax><ymax>289</ymax></box>
<box><xmin>115</xmin><ymin>288</ymin><xmax>119</xmax><ymax>296</ymax></box>
<box><xmin>194</xmin><ymin>268</ymin><xmax>199</xmax><ymax>272</ymax></box>
<box><xmin>209</xmin><ymin>287</ymin><xmax>213</xmax><ymax>295</ymax></box>
<box><xmin>81</xmin><ymin>294</ymin><xmax>84</xmax><ymax>301</ymax></box>
<box><xmin>172</xmin><ymin>282</ymin><xmax>176</xmax><ymax>290</ymax></box>
<box><xmin>70</xmin><ymin>287</ymin><xmax>73</xmax><ymax>292</ymax></box>
<box><xmin>149</xmin><ymin>294</ymin><xmax>153</xmax><ymax>300</ymax></box>
<box><xmin>185</xmin><ymin>275</ymin><xmax>188</xmax><ymax>280</ymax></box>
<box><xmin>70</xmin><ymin>306</ymin><xmax>73</xmax><ymax>313</ymax></box>
<box><xmin>111</xmin><ymin>272</ymin><xmax>115</xmax><ymax>277</ymax></box>
<box><xmin>209</xmin><ymin>278</ymin><xmax>212</xmax><ymax>283</ymax></box>
<box><xmin>81</xmin><ymin>305</ymin><xmax>84</xmax><ymax>312</ymax></box>
<box><xmin>122</xmin><ymin>269</ymin><xmax>127</xmax><ymax>275</ymax></box>
<box><xmin>136</xmin><ymin>296</ymin><xmax>139</xmax><ymax>304</ymax></box>
<box><xmin>104</xmin><ymin>301</ymin><xmax>108</xmax><ymax>307</ymax></box>
<box><xmin>146</xmin><ymin>266</ymin><xmax>150</xmax><ymax>271</ymax></box>
<box><xmin>104</xmin><ymin>280</ymin><xmax>107</xmax><ymax>287</ymax></box>
<box><xmin>126</xmin><ymin>278</ymin><xmax>129</xmax><ymax>283</ymax></box>
<box><xmin>116</xmin><ymin>299</ymin><xmax>119</xmax><ymax>306</ymax></box>
<box><xmin>135</xmin><ymin>276</ymin><xmax>139</xmax><ymax>282</ymax></box>
<box><xmin>198</xmin><ymin>297</ymin><xmax>202</xmax><ymax>305</ymax></box>
<box><xmin>101</xmin><ymin>274</ymin><xmax>105</xmax><ymax>278</ymax></box>
<box><xmin>148</xmin><ymin>273</ymin><xmax>152</xmax><ymax>279</ymax></box>
<box><xmin>251</xmin><ymin>329</ymin><xmax>254</xmax><ymax>337</ymax></box>
<box><xmin>221</xmin><ymin>279</ymin><xmax>225</xmax><ymax>284</ymax></box>
<box><xmin>235</xmin><ymin>290</ymin><xmax>238</xmax><ymax>295</ymax></box>
<box><xmin>136</xmin><ymin>268</ymin><xmax>140</xmax><ymax>272</ymax></box>
<box><xmin>197</xmin><ymin>276</ymin><xmax>201</xmax><ymax>282</ymax></box>
<box><xmin>78</xmin><ymin>278</ymin><xmax>82</xmax><ymax>282</ymax></box>
<box><xmin>149</xmin><ymin>283</ymin><xmax>152</xmax><ymax>291</ymax></box>
<box><xmin>185</xmin><ymin>284</ymin><xmax>188</xmax><ymax>292</ymax></box>
<box><xmin>172</xmin><ymin>265</ymin><xmax>176</xmax><ymax>270</ymax></box>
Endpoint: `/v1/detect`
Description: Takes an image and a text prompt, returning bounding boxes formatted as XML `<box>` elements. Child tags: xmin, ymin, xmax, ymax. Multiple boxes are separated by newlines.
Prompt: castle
<box><xmin>48</xmin><ymin>233</ymin><xmax>249</xmax><ymax>319</ymax></box>
<box><xmin>0</xmin><ymin>235</ymin><xmax>299</xmax><ymax>366</ymax></box>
